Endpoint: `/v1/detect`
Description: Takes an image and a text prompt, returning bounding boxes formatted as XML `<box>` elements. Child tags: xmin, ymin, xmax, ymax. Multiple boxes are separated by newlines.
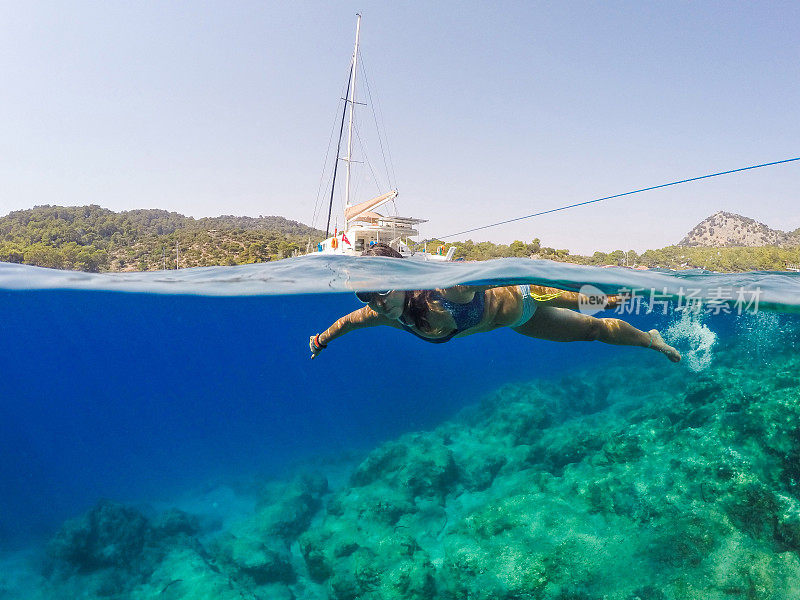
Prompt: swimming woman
<box><xmin>309</xmin><ymin>243</ymin><xmax>681</xmax><ymax>362</ymax></box>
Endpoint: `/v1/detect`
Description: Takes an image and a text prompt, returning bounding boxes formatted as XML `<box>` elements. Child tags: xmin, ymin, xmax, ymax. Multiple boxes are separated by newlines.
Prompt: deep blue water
<box><xmin>1</xmin><ymin>257</ymin><xmax>798</xmax><ymax>550</ymax></box>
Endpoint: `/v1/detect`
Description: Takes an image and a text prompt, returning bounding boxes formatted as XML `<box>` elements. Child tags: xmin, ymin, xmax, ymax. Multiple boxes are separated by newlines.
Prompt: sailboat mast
<box><xmin>324</xmin><ymin>64</ymin><xmax>352</xmax><ymax>239</ymax></box>
<box><xmin>344</xmin><ymin>13</ymin><xmax>361</xmax><ymax>210</ymax></box>
<box><xmin>324</xmin><ymin>14</ymin><xmax>360</xmax><ymax>239</ymax></box>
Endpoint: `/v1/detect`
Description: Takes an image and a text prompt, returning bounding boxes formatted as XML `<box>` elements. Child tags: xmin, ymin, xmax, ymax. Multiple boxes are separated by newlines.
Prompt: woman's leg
<box><xmin>512</xmin><ymin>306</ymin><xmax>681</xmax><ymax>362</ymax></box>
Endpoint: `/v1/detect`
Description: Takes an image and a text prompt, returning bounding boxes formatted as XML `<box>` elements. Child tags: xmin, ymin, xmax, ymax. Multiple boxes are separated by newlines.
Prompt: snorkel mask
<box><xmin>355</xmin><ymin>290</ymin><xmax>394</xmax><ymax>304</ymax></box>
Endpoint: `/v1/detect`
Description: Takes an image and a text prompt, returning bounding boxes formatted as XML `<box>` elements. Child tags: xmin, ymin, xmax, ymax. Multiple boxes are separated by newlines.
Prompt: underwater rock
<box><xmin>298</xmin><ymin>497</ymin><xmax>438</xmax><ymax>597</ymax></box>
<box><xmin>325</xmin><ymin>544</ymin><xmax>436</xmax><ymax>600</ymax></box>
<box><xmin>452</xmin><ymin>445</ymin><xmax>506</xmax><ymax>492</ymax></box>
<box><xmin>599</xmin><ymin>430</ymin><xmax>644</xmax><ymax>464</ymax></box>
<box><xmin>705</xmin><ymin>546</ymin><xmax>800</xmax><ymax>600</ymax></box>
<box><xmin>204</xmin><ymin>472</ymin><xmax>329</xmax><ymax>589</ymax></box>
<box><xmin>774</xmin><ymin>493</ymin><xmax>800</xmax><ymax>551</ymax></box>
<box><xmin>441</xmin><ymin>528</ymin><xmax>549</xmax><ymax>599</ymax></box>
<box><xmin>626</xmin><ymin>586</ymin><xmax>667</xmax><ymax>600</ymax></box>
<box><xmin>298</xmin><ymin>450</ymin><xmax>444</xmax><ymax>598</ymax></box>
<box><xmin>293</xmin><ymin>348</ymin><xmax>800</xmax><ymax>599</ymax></box>
<box><xmin>152</xmin><ymin>508</ymin><xmax>202</xmax><ymax>539</ymax></box>
<box><xmin>724</xmin><ymin>481</ymin><xmax>782</xmax><ymax>542</ymax></box>
<box><xmin>527</xmin><ymin>419</ymin><xmax>608</xmax><ymax>475</ymax></box>
<box><xmin>46</xmin><ymin>499</ymin><xmax>153</xmax><ymax>574</ymax></box>
<box><xmin>467</xmin><ymin>383</ymin><xmax>552</xmax><ymax>445</ymax></box>
<box><xmin>36</xmin><ymin>346</ymin><xmax>800</xmax><ymax>599</ymax></box>
<box><xmin>256</xmin><ymin>472</ymin><xmax>328</xmax><ymax>541</ymax></box>
<box><xmin>129</xmin><ymin>546</ymin><xmax>254</xmax><ymax>600</ymax></box>
<box><xmin>298</xmin><ymin>530</ymin><xmax>334</xmax><ymax>583</ymax></box>
<box><xmin>643</xmin><ymin>512</ymin><xmax>725</xmax><ymax>569</ymax></box>
<box><xmin>350</xmin><ymin>433</ymin><xmax>458</xmax><ymax>501</ymax></box>
<box><xmin>211</xmin><ymin>532</ymin><xmax>295</xmax><ymax>585</ymax></box>
<box><xmin>42</xmin><ymin>500</ymin><xmax>219</xmax><ymax>599</ymax></box>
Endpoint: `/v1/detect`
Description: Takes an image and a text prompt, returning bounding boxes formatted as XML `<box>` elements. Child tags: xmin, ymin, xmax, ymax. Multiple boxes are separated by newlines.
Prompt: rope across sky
<box><xmin>433</xmin><ymin>156</ymin><xmax>800</xmax><ymax>241</ymax></box>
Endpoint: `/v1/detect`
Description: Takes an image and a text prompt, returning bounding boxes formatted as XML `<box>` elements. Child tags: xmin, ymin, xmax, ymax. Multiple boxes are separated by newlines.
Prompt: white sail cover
<box><xmin>344</xmin><ymin>190</ymin><xmax>398</xmax><ymax>224</ymax></box>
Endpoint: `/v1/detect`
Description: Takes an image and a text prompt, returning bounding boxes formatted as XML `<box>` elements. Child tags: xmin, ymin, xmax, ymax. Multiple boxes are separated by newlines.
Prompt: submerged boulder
<box><xmin>152</xmin><ymin>508</ymin><xmax>202</xmax><ymax>539</ymax></box>
<box><xmin>47</xmin><ymin>500</ymin><xmax>152</xmax><ymax>574</ymax></box>
<box><xmin>43</xmin><ymin>500</ymin><xmax>215</xmax><ymax>599</ymax></box>
<box><xmin>208</xmin><ymin>472</ymin><xmax>329</xmax><ymax>590</ymax></box>
<box><xmin>130</xmin><ymin>546</ymin><xmax>264</xmax><ymax>600</ymax></box>
<box><xmin>211</xmin><ymin>532</ymin><xmax>295</xmax><ymax>585</ymax></box>
<box><xmin>256</xmin><ymin>472</ymin><xmax>328</xmax><ymax>541</ymax></box>
<box><xmin>350</xmin><ymin>433</ymin><xmax>458</xmax><ymax>501</ymax></box>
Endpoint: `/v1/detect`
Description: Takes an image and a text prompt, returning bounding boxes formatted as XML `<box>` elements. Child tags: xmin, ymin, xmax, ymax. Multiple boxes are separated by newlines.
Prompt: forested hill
<box><xmin>0</xmin><ymin>205</ymin><xmax>324</xmax><ymax>272</ymax></box>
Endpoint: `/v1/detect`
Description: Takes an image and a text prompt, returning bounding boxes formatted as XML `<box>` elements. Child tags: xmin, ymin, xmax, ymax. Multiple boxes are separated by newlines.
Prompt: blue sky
<box><xmin>1</xmin><ymin>1</ymin><xmax>798</xmax><ymax>254</ymax></box>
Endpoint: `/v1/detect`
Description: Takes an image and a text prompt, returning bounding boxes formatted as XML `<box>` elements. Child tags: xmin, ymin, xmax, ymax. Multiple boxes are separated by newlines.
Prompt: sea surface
<box><xmin>1</xmin><ymin>256</ymin><xmax>799</xmax><ymax>599</ymax></box>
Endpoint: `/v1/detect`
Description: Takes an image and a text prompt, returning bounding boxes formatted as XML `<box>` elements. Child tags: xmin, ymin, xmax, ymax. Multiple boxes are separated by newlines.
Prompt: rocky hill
<box><xmin>679</xmin><ymin>211</ymin><xmax>800</xmax><ymax>247</ymax></box>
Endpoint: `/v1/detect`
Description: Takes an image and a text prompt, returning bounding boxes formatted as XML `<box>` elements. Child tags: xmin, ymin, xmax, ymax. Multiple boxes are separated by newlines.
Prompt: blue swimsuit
<box><xmin>398</xmin><ymin>285</ymin><xmax>538</xmax><ymax>343</ymax></box>
<box><xmin>399</xmin><ymin>290</ymin><xmax>485</xmax><ymax>344</ymax></box>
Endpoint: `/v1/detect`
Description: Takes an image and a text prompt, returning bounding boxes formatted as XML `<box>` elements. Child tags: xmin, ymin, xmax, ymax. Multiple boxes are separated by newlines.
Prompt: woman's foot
<box><xmin>648</xmin><ymin>329</ymin><xmax>681</xmax><ymax>362</ymax></box>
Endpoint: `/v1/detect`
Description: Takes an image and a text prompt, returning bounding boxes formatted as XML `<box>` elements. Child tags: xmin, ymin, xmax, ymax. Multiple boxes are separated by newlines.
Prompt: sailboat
<box><xmin>315</xmin><ymin>15</ymin><xmax>454</xmax><ymax>261</ymax></box>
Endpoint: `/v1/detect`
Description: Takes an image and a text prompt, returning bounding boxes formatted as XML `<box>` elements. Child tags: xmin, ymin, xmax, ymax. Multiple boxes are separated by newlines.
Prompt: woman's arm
<box><xmin>319</xmin><ymin>306</ymin><xmax>399</xmax><ymax>345</ymax></box>
<box><xmin>441</xmin><ymin>284</ymin><xmax>620</xmax><ymax>310</ymax></box>
<box><xmin>528</xmin><ymin>285</ymin><xmax>620</xmax><ymax>310</ymax></box>
<box><xmin>310</xmin><ymin>306</ymin><xmax>401</xmax><ymax>359</ymax></box>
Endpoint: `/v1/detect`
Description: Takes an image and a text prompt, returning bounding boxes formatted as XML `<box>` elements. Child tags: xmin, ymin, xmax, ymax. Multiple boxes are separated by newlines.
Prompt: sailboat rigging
<box><xmin>315</xmin><ymin>14</ymin><xmax>454</xmax><ymax>261</ymax></box>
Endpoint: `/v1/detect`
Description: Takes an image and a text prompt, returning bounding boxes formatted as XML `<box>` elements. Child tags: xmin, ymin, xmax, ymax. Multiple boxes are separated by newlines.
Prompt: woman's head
<box><xmin>357</xmin><ymin>243</ymin><xmax>406</xmax><ymax>318</ymax></box>
<box><xmin>361</xmin><ymin>242</ymin><xmax>403</xmax><ymax>258</ymax></box>
<box><xmin>357</xmin><ymin>289</ymin><xmax>406</xmax><ymax>319</ymax></box>
<box><xmin>357</xmin><ymin>242</ymin><xmax>447</xmax><ymax>334</ymax></box>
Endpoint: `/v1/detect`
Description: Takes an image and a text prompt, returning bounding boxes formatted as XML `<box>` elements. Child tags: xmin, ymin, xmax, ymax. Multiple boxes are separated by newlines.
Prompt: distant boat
<box><xmin>315</xmin><ymin>15</ymin><xmax>453</xmax><ymax>262</ymax></box>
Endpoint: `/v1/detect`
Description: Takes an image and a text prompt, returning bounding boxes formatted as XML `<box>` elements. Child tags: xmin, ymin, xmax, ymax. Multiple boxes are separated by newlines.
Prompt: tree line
<box><xmin>424</xmin><ymin>238</ymin><xmax>800</xmax><ymax>271</ymax></box>
<box><xmin>0</xmin><ymin>205</ymin><xmax>322</xmax><ymax>272</ymax></box>
<box><xmin>1</xmin><ymin>205</ymin><xmax>798</xmax><ymax>272</ymax></box>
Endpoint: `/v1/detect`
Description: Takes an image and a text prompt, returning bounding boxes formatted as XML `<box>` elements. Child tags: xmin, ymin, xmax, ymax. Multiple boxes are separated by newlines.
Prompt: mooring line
<box><xmin>431</xmin><ymin>156</ymin><xmax>800</xmax><ymax>241</ymax></box>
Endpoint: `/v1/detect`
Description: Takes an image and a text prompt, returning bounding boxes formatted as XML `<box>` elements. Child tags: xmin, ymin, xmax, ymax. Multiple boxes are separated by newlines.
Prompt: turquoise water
<box><xmin>1</xmin><ymin>257</ymin><xmax>799</xmax><ymax>599</ymax></box>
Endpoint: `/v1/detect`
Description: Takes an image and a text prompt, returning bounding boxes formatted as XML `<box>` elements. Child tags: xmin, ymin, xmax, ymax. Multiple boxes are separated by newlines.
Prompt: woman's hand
<box><xmin>309</xmin><ymin>334</ymin><xmax>327</xmax><ymax>359</ymax></box>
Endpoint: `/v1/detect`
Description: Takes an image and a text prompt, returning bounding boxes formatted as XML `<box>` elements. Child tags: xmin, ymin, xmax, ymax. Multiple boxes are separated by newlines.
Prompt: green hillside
<box><xmin>0</xmin><ymin>205</ymin><xmax>324</xmax><ymax>272</ymax></box>
<box><xmin>423</xmin><ymin>239</ymin><xmax>800</xmax><ymax>271</ymax></box>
